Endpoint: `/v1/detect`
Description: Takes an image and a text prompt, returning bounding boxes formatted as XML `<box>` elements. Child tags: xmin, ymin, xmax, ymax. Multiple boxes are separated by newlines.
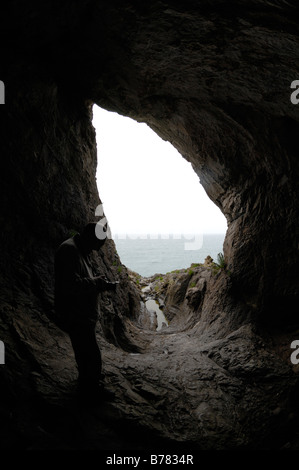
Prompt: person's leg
<box><xmin>69</xmin><ymin>323</ymin><xmax>102</xmax><ymax>393</ymax></box>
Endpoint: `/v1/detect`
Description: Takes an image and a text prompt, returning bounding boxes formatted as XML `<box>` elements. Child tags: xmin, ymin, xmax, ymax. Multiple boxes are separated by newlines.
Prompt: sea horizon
<box><xmin>112</xmin><ymin>232</ymin><xmax>226</xmax><ymax>277</ymax></box>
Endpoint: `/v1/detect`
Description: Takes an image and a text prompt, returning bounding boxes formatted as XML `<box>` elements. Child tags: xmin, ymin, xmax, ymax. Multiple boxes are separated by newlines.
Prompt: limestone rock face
<box><xmin>0</xmin><ymin>0</ymin><xmax>299</xmax><ymax>450</ymax></box>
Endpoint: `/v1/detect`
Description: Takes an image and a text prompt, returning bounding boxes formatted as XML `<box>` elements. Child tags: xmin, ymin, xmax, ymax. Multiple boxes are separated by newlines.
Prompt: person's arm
<box><xmin>55</xmin><ymin>244</ymin><xmax>99</xmax><ymax>296</ymax></box>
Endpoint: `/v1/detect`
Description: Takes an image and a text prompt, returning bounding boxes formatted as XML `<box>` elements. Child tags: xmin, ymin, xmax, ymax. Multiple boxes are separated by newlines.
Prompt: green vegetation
<box><xmin>184</xmin><ymin>268</ymin><xmax>194</xmax><ymax>275</ymax></box>
<box><xmin>216</xmin><ymin>252</ymin><xmax>226</xmax><ymax>269</ymax></box>
<box><xmin>212</xmin><ymin>252</ymin><xmax>228</xmax><ymax>275</ymax></box>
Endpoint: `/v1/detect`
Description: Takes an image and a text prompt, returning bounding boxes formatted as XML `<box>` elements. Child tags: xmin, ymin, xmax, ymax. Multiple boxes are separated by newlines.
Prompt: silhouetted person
<box><xmin>54</xmin><ymin>222</ymin><xmax>118</xmax><ymax>400</ymax></box>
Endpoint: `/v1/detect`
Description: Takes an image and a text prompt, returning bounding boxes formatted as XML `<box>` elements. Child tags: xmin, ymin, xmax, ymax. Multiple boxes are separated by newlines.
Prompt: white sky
<box><xmin>92</xmin><ymin>105</ymin><xmax>227</xmax><ymax>236</ymax></box>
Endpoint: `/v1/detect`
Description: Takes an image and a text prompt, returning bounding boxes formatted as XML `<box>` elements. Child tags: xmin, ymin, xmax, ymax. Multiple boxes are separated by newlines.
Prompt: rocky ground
<box><xmin>95</xmin><ymin>258</ymin><xmax>299</xmax><ymax>450</ymax></box>
<box><xmin>1</xmin><ymin>255</ymin><xmax>299</xmax><ymax>451</ymax></box>
<box><xmin>97</xmin><ymin>258</ymin><xmax>299</xmax><ymax>451</ymax></box>
<box><xmin>131</xmin><ymin>254</ymin><xmax>225</xmax><ymax>330</ymax></box>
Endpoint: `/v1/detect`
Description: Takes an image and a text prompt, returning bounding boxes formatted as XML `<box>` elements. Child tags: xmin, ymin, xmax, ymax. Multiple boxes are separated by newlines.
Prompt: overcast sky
<box><xmin>92</xmin><ymin>105</ymin><xmax>227</xmax><ymax>237</ymax></box>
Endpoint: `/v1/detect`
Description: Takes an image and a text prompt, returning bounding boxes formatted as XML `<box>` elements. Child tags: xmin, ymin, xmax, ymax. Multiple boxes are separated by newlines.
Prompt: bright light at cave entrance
<box><xmin>92</xmin><ymin>105</ymin><xmax>227</xmax><ymax>238</ymax></box>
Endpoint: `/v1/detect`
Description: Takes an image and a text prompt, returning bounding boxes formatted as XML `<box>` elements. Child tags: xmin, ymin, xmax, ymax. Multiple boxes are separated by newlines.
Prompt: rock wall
<box><xmin>0</xmin><ymin>0</ymin><xmax>299</xmax><ymax>450</ymax></box>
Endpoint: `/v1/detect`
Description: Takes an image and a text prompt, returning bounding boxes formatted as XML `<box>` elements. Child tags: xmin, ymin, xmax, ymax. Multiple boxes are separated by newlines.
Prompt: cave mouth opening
<box><xmin>92</xmin><ymin>105</ymin><xmax>227</xmax><ymax>278</ymax></box>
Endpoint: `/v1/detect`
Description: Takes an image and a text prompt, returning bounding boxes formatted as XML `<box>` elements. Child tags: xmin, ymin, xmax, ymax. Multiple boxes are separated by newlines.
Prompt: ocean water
<box><xmin>113</xmin><ymin>233</ymin><xmax>226</xmax><ymax>277</ymax></box>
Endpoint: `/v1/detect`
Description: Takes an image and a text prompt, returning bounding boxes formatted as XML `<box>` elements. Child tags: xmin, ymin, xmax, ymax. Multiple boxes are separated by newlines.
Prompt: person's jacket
<box><xmin>54</xmin><ymin>234</ymin><xmax>108</xmax><ymax>331</ymax></box>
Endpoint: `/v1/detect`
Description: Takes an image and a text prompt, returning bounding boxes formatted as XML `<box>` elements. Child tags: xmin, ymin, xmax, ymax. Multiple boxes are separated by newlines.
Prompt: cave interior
<box><xmin>0</xmin><ymin>0</ymin><xmax>299</xmax><ymax>451</ymax></box>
